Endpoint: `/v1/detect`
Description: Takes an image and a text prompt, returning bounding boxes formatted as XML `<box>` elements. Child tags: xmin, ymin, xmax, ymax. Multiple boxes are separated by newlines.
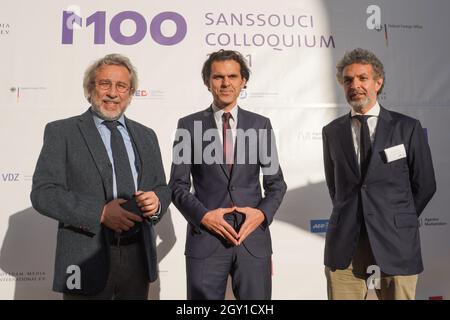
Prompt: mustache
<box><xmin>102</xmin><ymin>96</ymin><xmax>120</xmax><ymax>103</ymax></box>
<box><xmin>349</xmin><ymin>89</ymin><xmax>367</xmax><ymax>96</ymax></box>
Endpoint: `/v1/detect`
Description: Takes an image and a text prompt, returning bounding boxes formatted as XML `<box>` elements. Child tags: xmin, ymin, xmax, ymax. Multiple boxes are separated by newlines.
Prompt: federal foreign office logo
<box><xmin>366</xmin><ymin>5</ymin><xmax>424</xmax><ymax>47</ymax></box>
<box><xmin>9</xmin><ymin>86</ymin><xmax>47</xmax><ymax>103</ymax></box>
<box><xmin>10</xmin><ymin>86</ymin><xmax>19</xmax><ymax>102</ymax></box>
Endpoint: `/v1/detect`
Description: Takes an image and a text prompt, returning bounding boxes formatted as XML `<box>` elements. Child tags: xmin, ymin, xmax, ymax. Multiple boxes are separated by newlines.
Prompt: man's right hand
<box><xmin>200</xmin><ymin>207</ymin><xmax>239</xmax><ymax>245</ymax></box>
<box><xmin>100</xmin><ymin>199</ymin><xmax>143</xmax><ymax>233</ymax></box>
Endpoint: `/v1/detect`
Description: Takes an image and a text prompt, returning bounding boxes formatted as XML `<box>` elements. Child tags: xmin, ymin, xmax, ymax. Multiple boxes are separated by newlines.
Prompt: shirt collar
<box><xmin>350</xmin><ymin>101</ymin><xmax>380</xmax><ymax>117</ymax></box>
<box><xmin>212</xmin><ymin>103</ymin><xmax>238</xmax><ymax>123</ymax></box>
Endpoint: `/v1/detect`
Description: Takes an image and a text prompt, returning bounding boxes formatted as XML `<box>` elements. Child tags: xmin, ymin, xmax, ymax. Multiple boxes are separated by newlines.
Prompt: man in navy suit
<box><xmin>322</xmin><ymin>48</ymin><xmax>436</xmax><ymax>299</ymax></box>
<box><xmin>169</xmin><ymin>50</ymin><xmax>287</xmax><ymax>300</ymax></box>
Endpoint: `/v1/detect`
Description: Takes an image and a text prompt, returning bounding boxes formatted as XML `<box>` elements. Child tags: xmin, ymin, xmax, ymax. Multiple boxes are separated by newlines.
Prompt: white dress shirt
<box><xmin>211</xmin><ymin>103</ymin><xmax>238</xmax><ymax>149</ymax></box>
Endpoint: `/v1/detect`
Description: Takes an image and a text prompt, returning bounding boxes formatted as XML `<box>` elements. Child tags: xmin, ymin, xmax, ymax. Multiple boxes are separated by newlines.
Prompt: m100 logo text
<box><xmin>62</xmin><ymin>10</ymin><xmax>187</xmax><ymax>45</ymax></box>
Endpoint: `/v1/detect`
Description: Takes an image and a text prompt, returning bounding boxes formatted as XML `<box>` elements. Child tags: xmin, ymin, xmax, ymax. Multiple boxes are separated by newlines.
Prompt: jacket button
<box><xmin>230</xmin><ymin>186</ymin><xmax>235</xmax><ymax>191</ymax></box>
<box><xmin>361</xmin><ymin>184</ymin><xmax>367</xmax><ymax>189</ymax></box>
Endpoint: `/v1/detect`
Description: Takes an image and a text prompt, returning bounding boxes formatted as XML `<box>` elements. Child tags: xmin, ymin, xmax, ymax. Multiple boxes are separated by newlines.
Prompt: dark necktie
<box><xmin>354</xmin><ymin>115</ymin><xmax>372</xmax><ymax>179</ymax></box>
<box><xmin>103</xmin><ymin>120</ymin><xmax>135</xmax><ymax>199</ymax></box>
<box><xmin>222</xmin><ymin>112</ymin><xmax>234</xmax><ymax>172</ymax></box>
<box><xmin>104</xmin><ymin>120</ymin><xmax>141</xmax><ymax>238</ymax></box>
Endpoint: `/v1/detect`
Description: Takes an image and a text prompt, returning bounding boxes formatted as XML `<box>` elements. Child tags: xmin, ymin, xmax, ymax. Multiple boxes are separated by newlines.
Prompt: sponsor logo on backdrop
<box><xmin>133</xmin><ymin>89</ymin><xmax>165</xmax><ymax>100</ymax></box>
<box><xmin>9</xmin><ymin>86</ymin><xmax>47</xmax><ymax>103</ymax></box>
<box><xmin>296</xmin><ymin>130</ymin><xmax>322</xmax><ymax>141</ymax></box>
<box><xmin>310</xmin><ymin>219</ymin><xmax>329</xmax><ymax>233</ymax></box>
<box><xmin>0</xmin><ymin>173</ymin><xmax>32</xmax><ymax>182</ymax></box>
<box><xmin>62</xmin><ymin>6</ymin><xmax>187</xmax><ymax>46</ymax></box>
<box><xmin>419</xmin><ymin>217</ymin><xmax>447</xmax><ymax>228</ymax></box>
<box><xmin>366</xmin><ymin>5</ymin><xmax>424</xmax><ymax>47</ymax></box>
<box><xmin>61</xmin><ymin>7</ymin><xmax>336</xmax><ymax>50</ymax></box>
<box><xmin>378</xmin><ymin>90</ymin><xmax>387</xmax><ymax>102</ymax></box>
<box><xmin>0</xmin><ymin>23</ymin><xmax>10</xmax><ymax>36</ymax></box>
<box><xmin>0</xmin><ymin>271</ymin><xmax>47</xmax><ymax>283</ymax></box>
<box><xmin>204</xmin><ymin>12</ymin><xmax>335</xmax><ymax>50</ymax></box>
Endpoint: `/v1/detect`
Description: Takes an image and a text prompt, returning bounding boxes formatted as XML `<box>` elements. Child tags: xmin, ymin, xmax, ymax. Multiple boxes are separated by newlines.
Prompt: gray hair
<box><xmin>83</xmin><ymin>53</ymin><xmax>138</xmax><ymax>102</ymax></box>
<box><xmin>336</xmin><ymin>48</ymin><xmax>385</xmax><ymax>95</ymax></box>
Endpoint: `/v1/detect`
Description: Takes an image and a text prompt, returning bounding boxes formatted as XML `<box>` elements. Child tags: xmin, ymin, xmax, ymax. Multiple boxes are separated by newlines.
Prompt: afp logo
<box><xmin>310</xmin><ymin>219</ymin><xmax>329</xmax><ymax>233</ymax></box>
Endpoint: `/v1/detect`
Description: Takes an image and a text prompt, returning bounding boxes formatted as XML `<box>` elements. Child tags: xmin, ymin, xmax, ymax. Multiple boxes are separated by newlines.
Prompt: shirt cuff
<box><xmin>149</xmin><ymin>202</ymin><xmax>161</xmax><ymax>220</ymax></box>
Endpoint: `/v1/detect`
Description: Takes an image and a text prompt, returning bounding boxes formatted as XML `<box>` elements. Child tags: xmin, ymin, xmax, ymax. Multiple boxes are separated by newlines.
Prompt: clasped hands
<box><xmin>100</xmin><ymin>190</ymin><xmax>159</xmax><ymax>233</ymax></box>
<box><xmin>200</xmin><ymin>207</ymin><xmax>266</xmax><ymax>246</ymax></box>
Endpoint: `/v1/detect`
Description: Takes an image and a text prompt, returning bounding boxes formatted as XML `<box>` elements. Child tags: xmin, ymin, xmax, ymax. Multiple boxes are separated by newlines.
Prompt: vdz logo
<box><xmin>310</xmin><ymin>219</ymin><xmax>329</xmax><ymax>233</ymax></box>
<box><xmin>1</xmin><ymin>173</ymin><xmax>20</xmax><ymax>182</ymax></box>
<box><xmin>62</xmin><ymin>9</ymin><xmax>187</xmax><ymax>46</ymax></box>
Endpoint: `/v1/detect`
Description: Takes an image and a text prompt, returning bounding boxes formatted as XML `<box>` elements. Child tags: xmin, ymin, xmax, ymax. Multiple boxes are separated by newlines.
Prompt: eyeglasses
<box><xmin>96</xmin><ymin>80</ymin><xmax>131</xmax><ymax>93</ymax></box>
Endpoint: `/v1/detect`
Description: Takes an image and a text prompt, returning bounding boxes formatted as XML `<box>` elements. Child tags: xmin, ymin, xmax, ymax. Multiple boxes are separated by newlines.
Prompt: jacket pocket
<box><xmin>394</xmin><ymin>212</ymin><xmax>418</xmax><ymax>228</ymax></box>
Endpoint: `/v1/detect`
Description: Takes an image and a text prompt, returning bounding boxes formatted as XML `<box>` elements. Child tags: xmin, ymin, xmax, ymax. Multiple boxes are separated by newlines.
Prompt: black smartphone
<box><xmin>120</xmin><ymin>196</ymin><xmax>143</xmax><ymax>217</ymax></box>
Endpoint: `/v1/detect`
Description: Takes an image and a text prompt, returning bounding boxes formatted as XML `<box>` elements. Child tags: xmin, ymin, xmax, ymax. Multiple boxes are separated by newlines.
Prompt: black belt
<box><xmin>110</xmin><ymin>231</ymin><xmax>142</xmax><ymax>246</ymax></box>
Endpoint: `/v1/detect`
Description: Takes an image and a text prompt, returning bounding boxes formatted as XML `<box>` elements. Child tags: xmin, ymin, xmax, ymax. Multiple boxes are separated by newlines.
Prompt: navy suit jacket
<box><xmin>169</xmin><ymin>106</ymin><xmax>287</xmax><ymax>259</ymax></box>
<box><xmin>322</xmin><ymin>106</ymin><xmax>436</xmax><ymax>275</ymax></box>
<box><xmin>31</xmin><ymin>109</ymin><xmax>171</xmax><ymax>295</ymax></box>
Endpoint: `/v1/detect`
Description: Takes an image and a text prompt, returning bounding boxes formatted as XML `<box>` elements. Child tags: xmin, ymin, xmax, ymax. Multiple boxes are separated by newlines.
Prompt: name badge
<box><xmin>384</xmin><ymin>144</ymin><xmax>406</xmax><ymax>163</ymax></box>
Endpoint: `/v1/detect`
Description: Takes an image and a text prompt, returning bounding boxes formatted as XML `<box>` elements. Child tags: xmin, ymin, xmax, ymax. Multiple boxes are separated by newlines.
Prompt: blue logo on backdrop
<box><xmin>310</xmin><ymin>219</ymin><xmax>329</xmax><ymax>233</ymax></box>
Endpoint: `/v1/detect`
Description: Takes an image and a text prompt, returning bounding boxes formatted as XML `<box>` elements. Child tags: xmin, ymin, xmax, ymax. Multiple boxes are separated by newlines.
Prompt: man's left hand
<box><xmin>234</xmin><ymin>207</ymin><xmax>266</xmax><ymax>245</ymax></box>
<box><xmin>135</xmin><ymin>190</ymin><xmax>160</xmax><ymax>217</ymax></box>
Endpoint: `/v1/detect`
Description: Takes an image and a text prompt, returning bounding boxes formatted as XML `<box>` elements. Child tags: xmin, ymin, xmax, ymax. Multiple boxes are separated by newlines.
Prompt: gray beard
<box><xmin>90</xmin><ymin>103</ymin><xmax>124</xmax><ymax>121</ymax></box>
<box><xmin>349</xmin><ymin>97</ymin><xmax>370</xmax><ymax>113</ymax></box>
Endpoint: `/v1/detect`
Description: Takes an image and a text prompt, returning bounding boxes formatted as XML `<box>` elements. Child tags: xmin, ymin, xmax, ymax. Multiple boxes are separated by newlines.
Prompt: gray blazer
<box><xmin>31</xmin><ymin>109</ymin><xmax>171</xmax><ymax>295</ymax></box>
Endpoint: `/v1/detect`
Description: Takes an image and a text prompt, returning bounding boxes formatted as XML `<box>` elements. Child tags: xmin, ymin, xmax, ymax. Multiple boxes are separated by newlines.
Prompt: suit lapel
<box><xmin>338</xmin><ymin>113</ymin><xmax>360</xmax><ymax>179</ymax></box>
<box><xmin>365</xmin><ymin>106</ymin><xmax>394</xmax><ymax>179</ymax></box>
<box><xmin>77</xmin><ymin>109</ymin><xmax>114</xmax><ymax>201</ymax></box>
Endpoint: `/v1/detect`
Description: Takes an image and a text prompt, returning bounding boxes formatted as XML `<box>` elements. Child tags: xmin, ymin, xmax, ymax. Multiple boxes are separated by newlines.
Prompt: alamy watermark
<box><xmin>66</xmin><ymin>265</ymin><xmax>81</xmax><ymax>290</ymax></box>
<box><xmin>366</xmin><ymin>264</ymin><xmax>381</xmax><ymax>290</ymax></box>
<box><xmin>172</xmin><ymin>122</ymin><xmax>280</xmax><ymax>175</ymax></box>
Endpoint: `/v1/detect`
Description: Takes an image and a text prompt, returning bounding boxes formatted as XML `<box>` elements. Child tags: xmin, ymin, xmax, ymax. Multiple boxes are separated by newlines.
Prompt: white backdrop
<box><xmin>0</xmin><ymin>0</ymin><xmax>449</xmax><ymax>300</ymax></box>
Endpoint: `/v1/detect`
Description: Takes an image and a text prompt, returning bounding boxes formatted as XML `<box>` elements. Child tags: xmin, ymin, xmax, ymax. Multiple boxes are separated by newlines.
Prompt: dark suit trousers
<box><xmin>63</xmin><ymin>241</ymin><xmax>149</xmax><ymax>300</ymax></box>
<box><xmin>186</xmin><ymin>213</ymin><xmax>272</xmax><ymax>300</ymax></box>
